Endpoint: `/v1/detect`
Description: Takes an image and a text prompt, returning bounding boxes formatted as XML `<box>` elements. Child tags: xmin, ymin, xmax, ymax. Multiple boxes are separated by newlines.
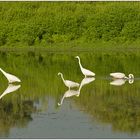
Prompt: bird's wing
<box><xmin>83</xmin><ymin>68</ymin><xmax>95</xmax><ymax>76</ymax></box>
<box><xmin>110</xmin><ymin>72</ymin><xmax>125</xmax><ymax>78</ymax></box>
<box><xmin>65</xmin><ymin>80</ymin><xmax>79</xmax><ymax>86</ymax></box>
<box><xmin>6</xmin><ymin>73</ymin><xmax>21</xmax><ymax>82</ymax></box>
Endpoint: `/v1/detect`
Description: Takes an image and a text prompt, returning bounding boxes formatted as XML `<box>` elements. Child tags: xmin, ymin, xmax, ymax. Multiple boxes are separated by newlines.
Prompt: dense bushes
<box><xmin>0</xmin><ymin>2</ymin><xmax>140</xmax><ymax>47</ymax></box>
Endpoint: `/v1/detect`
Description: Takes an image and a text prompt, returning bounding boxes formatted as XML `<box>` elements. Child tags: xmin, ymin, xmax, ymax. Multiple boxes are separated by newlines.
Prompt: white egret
<box><xmin>58</xmin><ymin>72</ymin><xmax>79</xmax><ymax>90</ymax></box>
<box><xmin>58</xmin><ymin>77</ymin><xmax>95</xmax><ymax>106</ymax></box>
<box><xmin>0</xmin><ymin>68</ymin><xmax>21</xmax><ymax>83</ymax></box>
<box><xmin>110</xmin><ymin>72</ymin><xmax>134</xmax><ymax>80</ymax></box>
<box><xmin>75</xmin><ymin>56</ymin><xmax>95</xmax><ymax>77</ymax></box>
<box><xmin>0</xmin><ymin>84</ymin><xmax>21</xmax><ymax>99</ymax></box>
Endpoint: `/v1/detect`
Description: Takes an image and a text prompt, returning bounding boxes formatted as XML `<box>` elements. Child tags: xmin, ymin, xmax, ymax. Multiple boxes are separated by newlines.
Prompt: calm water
<box><xmin>0</xmin><ymin>50</ymin><xmax>140</xmax><ymax>138</ymax></box>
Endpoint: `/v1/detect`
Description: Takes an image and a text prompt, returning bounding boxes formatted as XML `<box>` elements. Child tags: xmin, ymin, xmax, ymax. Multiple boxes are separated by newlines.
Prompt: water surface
<box><xmin>0</xmin><ymin>50</ymin><xmax>140</xmax><ymax>138</ymax></box>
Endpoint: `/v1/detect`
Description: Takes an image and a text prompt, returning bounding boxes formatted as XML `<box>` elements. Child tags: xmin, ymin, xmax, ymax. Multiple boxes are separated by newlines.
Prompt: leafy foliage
<box><xmin>0</xmin><ymin>2</ymin><xmax>140</xmax><ymax>47</ymax></box>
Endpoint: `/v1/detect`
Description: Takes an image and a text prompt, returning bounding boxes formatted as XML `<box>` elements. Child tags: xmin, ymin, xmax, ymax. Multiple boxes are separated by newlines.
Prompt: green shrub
<box><xmin>121</xmin><ymin>21</ymin><xmax>140</xmax><ymax>40</ymax></box>
<box><xmin>0</xmin><ymin>2</ymin><xmax>140</xmax><ymax>47</ymax></box>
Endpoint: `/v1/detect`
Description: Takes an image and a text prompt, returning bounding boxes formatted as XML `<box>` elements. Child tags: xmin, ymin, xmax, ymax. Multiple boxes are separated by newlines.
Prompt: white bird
<box><xmin>0</xmin><ymin>68</ymin><xmax>21</xmax><ymax>83</ymax></box>
<box><xmin>110</xmin><ymin>72</ymin><xmax>134</xmax><ymax>80</ymax></box>
<box><xmin>0</xmin><ymin>84</ymin><xmax>21</xmax><ymax>99</ymax></box>
<box><xmin>58</xmin><ymin>72</ymin><xmax>79</xmax><ymax>90</ymax></box>
<box><xmin>58</xmin><ymin>77</ymin><xmax>95</xmax><ymax>106</ymax></box>
<box><xmin>75</xmin><ymin>56</ymin><xmax>95</xmax><ymax>77</ymax></box>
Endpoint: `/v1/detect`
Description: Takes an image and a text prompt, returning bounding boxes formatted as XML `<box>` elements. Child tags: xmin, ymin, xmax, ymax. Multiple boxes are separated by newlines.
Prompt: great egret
<box><xmin>110</xmin><ymin>72</ymin><xmax>134</xmax><ymax>80</ymax></box>
<box><xmin>58</xmin><ymin>72</ymin><xmax>79</xmax><ymax>90</ymax></box>
<box><xmin>0</xmin><ymin>84</ymin><xmax>21</xmax><ymax>99</ymax></box>
<box><xmin>75</xmin><ymin>56</ymin><xmax>95</xmax><ymax>77</ymax></box>
<box><xmin>0</xmin><ymin>68</ymin><xmax>21</xmax><ymax>83</ymax></box>
<box><xmin>58</xmin><ymin>77</ymin><xmax>95</xmax><ymax>106</ymax></box>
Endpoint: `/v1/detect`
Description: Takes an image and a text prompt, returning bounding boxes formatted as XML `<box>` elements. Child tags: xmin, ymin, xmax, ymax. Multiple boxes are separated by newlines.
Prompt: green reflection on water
<box><xmin>0</xmin><ymin>50</ymin><xmax>140</xmax><ymax>136</ymax></box>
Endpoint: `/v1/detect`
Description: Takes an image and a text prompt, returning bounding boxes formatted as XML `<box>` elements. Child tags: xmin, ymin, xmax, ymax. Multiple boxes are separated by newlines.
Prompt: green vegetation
<box><xmin>1</xmin><ymin>2</ymin><xmax>140</xmax><ymax>137</ymax></box>
<box><xmin>0</xmin><ymin>2</ymin><xmax>140</xmax><ymax>48</ymax></box>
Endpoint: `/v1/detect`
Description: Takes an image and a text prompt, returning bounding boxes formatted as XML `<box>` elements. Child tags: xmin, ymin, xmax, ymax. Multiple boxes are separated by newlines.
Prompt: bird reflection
<box><xmin>110</xmin><ymin>78</ymin><xmax>134</xmax><ymax>86</ymax></box>
<box><xmin>58</xmin><ymin>77</ymin><xmax>95</xmax><ymax>106</ymax></box>
<box><xmin>58</xmin><ymin>89</ymin><xmax>80</xmax><ymax>106</ymax></box>
<box><xmin>77</xmin><ymin>77</ymin><xmax>95</xmax><ymax>96</ymax></box>
<box><xmin>0</xmin><ymin>84</ymin><xmax>21</xmax><ymax>99</ymax></box>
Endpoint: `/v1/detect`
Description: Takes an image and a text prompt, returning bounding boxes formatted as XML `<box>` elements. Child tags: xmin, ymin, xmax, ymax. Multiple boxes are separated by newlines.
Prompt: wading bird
<box><xmin>75</xmin><ymin>56</ymin><xmax>95</xmax><ymax>77</ymax></box>
<box><xmin>0</xmin><ymin>68</ymin><xmax>21</xmax><ymax>83</ymax></box>
<box><xmin>58</xmin><ymin>77</ymin><xmax>95</xmax><ymax>106</ymax></box>
<box><xmin>58</xmin><ymin>72</ymin><xmax>79</xmax><ymax>90</ymax></box>
<box><xmin>110</xmin><ymin>72</ymin><xmax>134</xmax><ymax>80</ymax></box>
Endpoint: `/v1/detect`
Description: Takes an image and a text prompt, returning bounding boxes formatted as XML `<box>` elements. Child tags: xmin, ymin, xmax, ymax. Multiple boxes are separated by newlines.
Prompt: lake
<box><xmin>0</xmin><ymin>49</ymin><xmax>140</xmax><ymax>138</ymax></box>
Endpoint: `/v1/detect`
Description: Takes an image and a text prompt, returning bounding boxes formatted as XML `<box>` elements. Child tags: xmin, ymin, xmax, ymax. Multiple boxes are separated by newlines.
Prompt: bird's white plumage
<box><xmin>81</xmin><ymin>68</ymin><xmax>95</xmax><ymax>77</ymax></box>
<box><xmin>110</xmin><ymin>72</ymin><xmax>126</xmax><ymax>79</ymax></box>
<box><xmin>110</xmin><ymin>72</ymin><xmax>134</xmax><ymax>80</ymax></box>
<box><xmin>65</xmin><ymin>80</ymin><xmax>79</xmax><ymax>88</ymax></box>
<box><xmin>58</xmin><ymin>72</ymin><xmax>79</xmax><ymax>89</ymax></box>
<box><xmin>75</xmin><ymin>56</ymin><xmax>95</xmax><ymax>77</ymax></box>
<box><xmin>0</xmin><ymin>68</ymin><xmax>21</xmax><ymax>83</ymax></box>
<box><xmin>58</xmin><ymin>77</ymin><xmax>96</xmax><ymax>106</ymax></box>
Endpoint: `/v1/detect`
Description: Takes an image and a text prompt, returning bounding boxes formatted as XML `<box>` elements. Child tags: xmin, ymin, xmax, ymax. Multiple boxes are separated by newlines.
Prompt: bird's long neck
<box><xmin>78</xmin><ymin>58</ymin><xmax>83</xmax><ymax>70</ymax></box>
<box><xmin>125</xmin><ymin>74</ymin><xmax>134</xmax><ymax>80</ymax></box>
<box><xmin>0</xmin><ymin>68</ymin><xmax>7</xmax><ymax>76</ymax></box>
<box><xmin>129</xmin><ymin>74</ymin><xmax>134</xmax><ymax>79</ymax></box>
<box><xmin>124</xmin><ymin>76</ymin><xmax>129</xmax><ymax>80</ymax></box>
<box><xmin>60</xmin><ymin>74</ymin><xmax>65</xmax><ymax>84</ymax></box>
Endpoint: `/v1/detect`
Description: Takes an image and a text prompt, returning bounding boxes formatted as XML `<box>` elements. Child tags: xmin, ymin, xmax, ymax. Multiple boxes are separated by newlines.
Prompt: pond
<box><xmin>0</xmin><ymin>49</ymin><xmax>140</xmax><ymax>138</ymax></box>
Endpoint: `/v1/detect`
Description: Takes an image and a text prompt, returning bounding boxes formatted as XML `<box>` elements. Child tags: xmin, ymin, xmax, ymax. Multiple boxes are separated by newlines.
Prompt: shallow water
<box><xmin>0</xmin><ymin>50</ymin><xmax>140</xmax><ymax>138</ymax></box>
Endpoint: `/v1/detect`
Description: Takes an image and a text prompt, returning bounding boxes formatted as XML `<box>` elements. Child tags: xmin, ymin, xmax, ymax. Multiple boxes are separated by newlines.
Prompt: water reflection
<box><xmin>58</xmin><ymin>77</ymin><xmax>95</xmax><ymax>106</ymax></box>
<box><xmin>0</xmin><ymin>84</ymin><xmax>21</xmax><ymax>99</ymax></box>
<box><xmin>110</xmin><ymin>78</ymin><xmax>134</xmax><ymax>86</ymax></box>
<box><xmin>58</xmin><ymin>89</ymin><xmax>80</xmax><ymax>106</ymax></box>
<box><xmin>78</xmin><ymin>77</ymin><xmax>95</xmax><ymax>96</ymax></box>
<box><xmin>0</xmin><ymin>52</ymin><xmax>140</xmax><ymax>137</ymax></box>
